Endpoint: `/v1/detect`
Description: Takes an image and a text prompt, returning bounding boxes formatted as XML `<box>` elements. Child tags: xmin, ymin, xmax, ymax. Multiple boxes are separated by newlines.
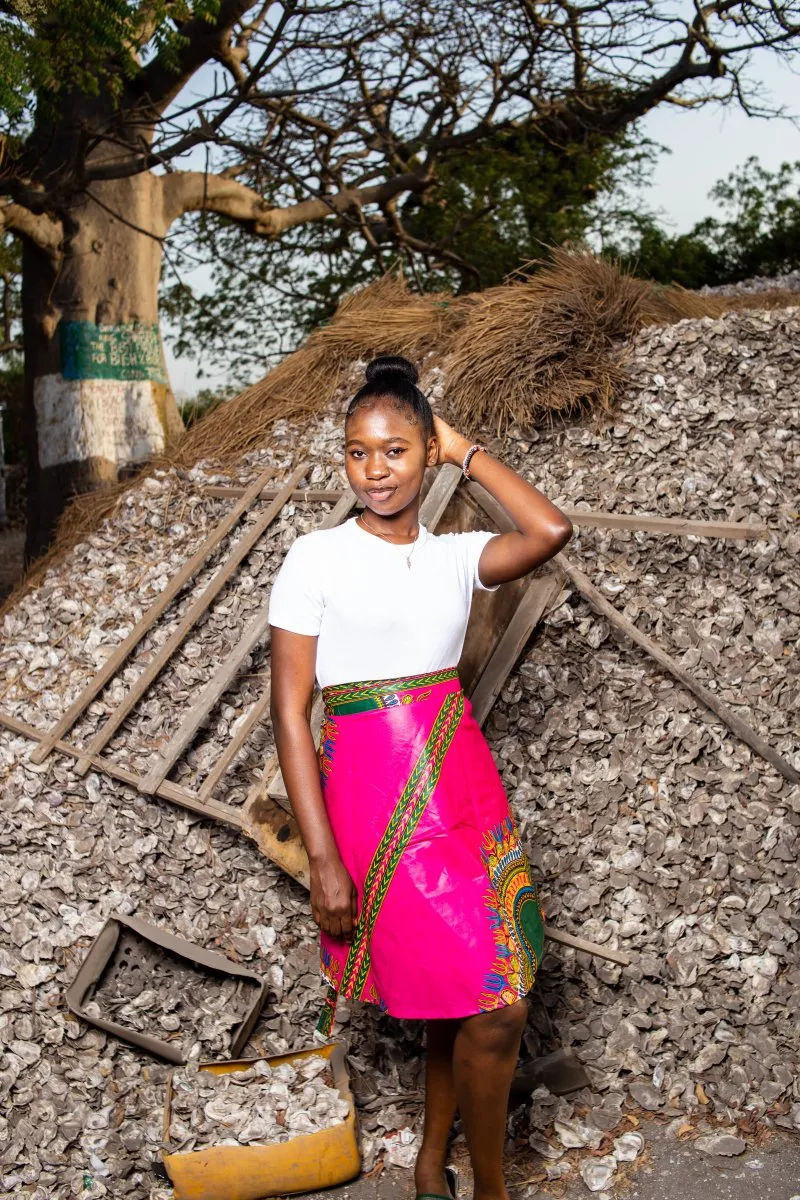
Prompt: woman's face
<box><xmin>344</xmin><ymin>398</ymin><xmax>437</xmax><ymax>516</ymax></box>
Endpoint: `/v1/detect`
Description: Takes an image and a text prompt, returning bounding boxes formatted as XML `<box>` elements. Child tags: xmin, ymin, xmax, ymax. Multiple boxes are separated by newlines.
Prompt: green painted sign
<box><xmin>61</xmin><ymin>321</ymin><xmax>168</xmax><ymax>383</ymax></box>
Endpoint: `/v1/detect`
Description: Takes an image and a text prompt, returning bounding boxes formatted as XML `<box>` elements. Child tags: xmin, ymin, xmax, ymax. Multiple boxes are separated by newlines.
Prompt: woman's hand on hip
<box><xmin>310</xmin><ymin>855</ymin><xmax>358</xmax><ymax>942</ymax></box>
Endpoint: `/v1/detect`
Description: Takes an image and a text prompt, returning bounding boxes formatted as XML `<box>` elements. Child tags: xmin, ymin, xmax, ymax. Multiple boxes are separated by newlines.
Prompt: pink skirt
<box><xmin>315</xmin><ymin>667</ymin><xmax>544</xmax><ymax>1035</ymax></box>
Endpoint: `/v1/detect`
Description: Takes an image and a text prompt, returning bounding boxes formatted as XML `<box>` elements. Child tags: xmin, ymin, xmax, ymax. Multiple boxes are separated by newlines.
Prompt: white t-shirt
<box><xmin>268</xmin><ymin>516</ymin><xmax>500</xmax><ymax>688</ymax></box>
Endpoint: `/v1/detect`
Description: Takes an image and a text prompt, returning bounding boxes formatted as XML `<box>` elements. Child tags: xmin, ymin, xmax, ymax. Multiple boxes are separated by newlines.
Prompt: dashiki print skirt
<box><xmin>315</xmin><ymin>666</ymin><xmax>544</xmax><ymax>1036</ymax></box>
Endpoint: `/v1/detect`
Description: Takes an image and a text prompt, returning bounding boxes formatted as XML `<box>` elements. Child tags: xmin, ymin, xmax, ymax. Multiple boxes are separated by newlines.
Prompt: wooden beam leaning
<box><xmin>0</xmin><ymin>710</ymin><xmax>243</xmax><ymax>828</ymax></box>
<box><xmin>138</xmin><ymin>490</ymin><xmax>356</xmax><ymax>796</ymax></box>
<box><xmin>561</xmin><ymin>509</ymin><xmax>768</xmax><ymax>540</ymax></box>
<box><xmin>73</xmin><ymin>463</ymin><xmax>310</xmax><ymax>777</ymax></box>
<box><xmin>419</xmin><ymin>463</ymin><xmax>462</xmax><ymax>526</ymax></box>
<box><xmin>197</xmin><ymin>685</ymin><xmax>272</xmax><ymax>805</ymax></box>
<box><xmin>29</xmin><ymin>464</ymin><xmax>280</xmax><ymax>765</ymax></box>
<box><xmin>559</xmin><ymin>557</ymin><xmax>800</xmax><ymax>786</ymax></box>
<box><xmin>470</xmin><ymin>567</ymin><xmax>564</xmax><ymax>727</ymax></box>
<box><xmin>205</xmin><ymin>487</ymin><xmax>343</xmax><ymax>504</ymax></box>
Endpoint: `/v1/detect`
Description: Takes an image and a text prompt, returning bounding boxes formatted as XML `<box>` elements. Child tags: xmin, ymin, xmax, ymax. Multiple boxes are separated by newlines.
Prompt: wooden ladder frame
<box><xmin>2</xmin><ymin>465</ymin><xmax>790</xmax><ymax>968</ymax></box>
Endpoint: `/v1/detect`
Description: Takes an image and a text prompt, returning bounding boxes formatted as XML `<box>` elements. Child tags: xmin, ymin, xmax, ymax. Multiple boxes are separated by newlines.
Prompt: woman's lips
<box><xmin>366</xmin><ymin>486</ymin><xmax>395</xmax><ymax>500</ymax></box>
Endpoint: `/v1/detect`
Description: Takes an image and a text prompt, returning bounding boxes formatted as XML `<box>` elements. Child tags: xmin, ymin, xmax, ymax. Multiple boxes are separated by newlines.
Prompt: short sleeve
<box><xmin>268</xmin><ymin>535</ymin><xmax>325</xmax><ymax>635</ymax></box>
<box><xmin>460</xmin><ymin>530</ymin><xmax>501</xmax><ymax>593</ymax></box>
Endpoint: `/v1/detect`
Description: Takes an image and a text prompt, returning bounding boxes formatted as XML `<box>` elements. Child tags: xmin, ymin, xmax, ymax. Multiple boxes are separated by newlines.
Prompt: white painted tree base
<box><xmin>34</xmin><ymin>375</ymin><xmax>167</xmax><ymax>468</ymax></box>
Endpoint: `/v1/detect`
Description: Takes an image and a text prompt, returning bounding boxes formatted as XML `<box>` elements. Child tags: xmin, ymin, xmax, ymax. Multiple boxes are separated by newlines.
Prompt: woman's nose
<box><xmin>365</xmin><ymin>455</ymin><xmax>389</xmax><ymax>478</ymax></box>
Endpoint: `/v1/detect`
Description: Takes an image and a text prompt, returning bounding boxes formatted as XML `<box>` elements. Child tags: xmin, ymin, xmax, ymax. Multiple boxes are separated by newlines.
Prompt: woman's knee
<box><xmin>463</xmin><ymin>999</ymin><xmax>528</xmax><ymax>1053</ymax></box>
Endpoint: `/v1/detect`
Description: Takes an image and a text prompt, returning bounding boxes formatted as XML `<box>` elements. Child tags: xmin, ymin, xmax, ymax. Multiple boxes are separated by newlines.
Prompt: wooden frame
<box><xmin>73</xmin><ymin>463</ymin><xmax>309</xmax><ymax>777</ymax></box>
<box><xmin>4</xmin><ymin>463</ymin><xmax>786</xmax><ymax>970</ymax></box>
<box><xmin>29</xmin><ymin>463</ymin><xmax>280</xmax><ymax>765</ymax></box>
<box><xmin>205</xmin><ymin>483</ymin><xmax>769</xmax><ymax>541</ymax></box>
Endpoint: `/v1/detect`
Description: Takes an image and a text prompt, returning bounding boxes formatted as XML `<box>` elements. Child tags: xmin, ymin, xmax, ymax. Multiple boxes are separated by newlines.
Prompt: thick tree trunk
<box><xmin>23</xmin><ymin>171</ymin><xmax>183</xmax><ymax>560</ymax></box>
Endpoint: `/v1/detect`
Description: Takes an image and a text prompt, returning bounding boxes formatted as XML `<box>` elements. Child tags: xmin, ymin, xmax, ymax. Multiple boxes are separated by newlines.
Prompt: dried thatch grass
<box><xmin>3</xmin><ymin>251</ymin><xmax>796</xmax><ymax>614</ymax></box>
<box><xmin>175</xmin><ymin>273</ymin><xmax>463</xmax><ymax>465</ymax></box>
<box><xmin>442</xmin><ymin>249</ymin><xmax>799</xmax><ymax>435</ymax></box>
<box><xmin>444</xmin><ymin>250</ymin><xmax>645</xmax><ymax>435</ymax></box>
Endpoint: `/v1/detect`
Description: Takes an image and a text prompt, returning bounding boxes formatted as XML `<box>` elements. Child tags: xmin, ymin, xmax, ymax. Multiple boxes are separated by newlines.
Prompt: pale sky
<box><xmin>165</xmin><ymin>55</ymin><xmax>800</xmax><ymax>397</ymax></box>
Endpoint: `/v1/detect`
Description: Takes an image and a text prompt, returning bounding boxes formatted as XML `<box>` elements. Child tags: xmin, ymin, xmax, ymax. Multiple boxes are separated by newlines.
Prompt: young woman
<box><xmin>268</xmin><ymin>355</ymin><xmax>573</xmax><ymax>1200</ymax></box>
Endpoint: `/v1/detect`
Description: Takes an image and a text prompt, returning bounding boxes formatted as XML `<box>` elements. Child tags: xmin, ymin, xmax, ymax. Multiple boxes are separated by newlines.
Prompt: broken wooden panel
<box><xmin>469</xmin><ymin>566</ymin><xmax>564</xmax><ymax>727</ymax></box>
<box><xmin>135</xmin><ymin>493</ymin><xmax>358</xmax><ymax>797</ymax></box>
<box><xmin>74</xmin><ymin>463</ymin><xmax>310</xmax><ymax>777</ymax></box>
<box><xmin>29</xmin><ymin>462</ymin><xmax>279</xmax><ymax>766</ymax></box>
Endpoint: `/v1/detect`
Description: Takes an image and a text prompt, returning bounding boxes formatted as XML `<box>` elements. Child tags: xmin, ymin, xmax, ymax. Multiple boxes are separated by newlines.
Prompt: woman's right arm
<box><xmin>269</xmin><ymin>626</ymin><xmax>357</xmax><ymax>942</ymax></box>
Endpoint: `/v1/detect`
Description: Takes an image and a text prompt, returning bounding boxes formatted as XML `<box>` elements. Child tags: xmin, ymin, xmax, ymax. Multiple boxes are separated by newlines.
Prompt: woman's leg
<box><xmin>415</xmin><ymin>1018</ymin><xmax>459</xmax><ymax>1196</ymax></box>
<box><xmin>452</xmin><ymin>999</ymin><xmax>528</xmax><ymax>1200</ymax></box>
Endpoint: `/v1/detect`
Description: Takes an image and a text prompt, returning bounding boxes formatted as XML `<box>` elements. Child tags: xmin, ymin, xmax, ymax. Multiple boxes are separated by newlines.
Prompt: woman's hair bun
<box><xmin>365</xmin><ymin>354</ymin><xmax>419</xmax><ymax>386</ymax></box>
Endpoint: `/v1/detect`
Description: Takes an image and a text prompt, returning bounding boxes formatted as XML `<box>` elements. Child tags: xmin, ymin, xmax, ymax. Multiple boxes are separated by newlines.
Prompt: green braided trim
<box><xmin>322</xmin><ymin>667</ymin><xmax>458</xmax><ymax>713</ymax></box>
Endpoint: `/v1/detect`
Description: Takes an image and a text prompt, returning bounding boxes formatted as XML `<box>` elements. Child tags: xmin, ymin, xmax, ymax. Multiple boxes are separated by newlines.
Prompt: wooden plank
<box><xmin>74</xmin><ymin>463</ymin><xmax>309</xmax><ymax>776</ymax></box>
<box><xmin>419</xmin><ymin>464</ymin><xmax>462</xmax><ymax>526</ymax></box>
<box><xmin>138</xmin><ymin>485</ymin><xmax>355</xmax><ymax>796</ymax></box>
<box><xmin>465</xmin><ymin>480</ymin><xmax>515</xmax><ymax>532</ymax></box>
<box><xmin>559</xmin><ymin>556</ymin><xmax>799</xmax><ymax>785</ymax></box>
<box><xmin>465</xmin><ymin>481</ymin><xmax>768</xmax><ymax>541</ymax></box>
<box><xmin>197</xmin><ymin>685</ymin><xmax>272</xmax><ymax>805</ymax></box>
<box><xmin>469</xmin><ymin>567</ymin><xmax>564</xmax><ymax>727</ymax></box>
<box><xmin>29</xmin><ymin>464</ymin><xmax>280</xmax><ymax>765</ymax></box>
<box><xmin>0</xmin><ymin>710</ymin><xmax>243</xmax><ymax>828</ymax></box>
<box><xmin>205</xmin><ymin>487</ymin><xmax>345</xmax><ymax>504</ymax></box>
<box><xmin>561</xmin><ymin>509</ymin><xmax>768</xmax><ymax>540</ymax></box>
<box><xmin>545</xmin><ymin>926</ymin><xmax>631</xmax><ymax>966</ymax></box>
<box><xmin>205</xmin><ymin>482</ymin><xmax>769</xmax><ymax>541</ymax></box>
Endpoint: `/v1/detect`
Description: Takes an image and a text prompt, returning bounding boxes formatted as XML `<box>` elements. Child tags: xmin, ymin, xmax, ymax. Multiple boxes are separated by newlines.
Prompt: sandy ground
<box><xmin>301</xmin><ymin>1127</ymin><xmax>800</xmax><ymax>1200</ymax></box>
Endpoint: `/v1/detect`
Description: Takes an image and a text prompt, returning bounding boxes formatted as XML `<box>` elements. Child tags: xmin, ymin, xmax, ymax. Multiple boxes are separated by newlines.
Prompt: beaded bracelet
<box><xmin>462</xmin><ymin>443</ymin><xmax>487</xmax><ymax>478</ymax></box>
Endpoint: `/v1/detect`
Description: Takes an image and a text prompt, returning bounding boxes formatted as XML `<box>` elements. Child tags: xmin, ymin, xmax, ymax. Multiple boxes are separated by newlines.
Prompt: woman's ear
<box><xmin>426</xmin><ymin>435</ymin><xmax>439</xmax><ymax>466</ymax></box>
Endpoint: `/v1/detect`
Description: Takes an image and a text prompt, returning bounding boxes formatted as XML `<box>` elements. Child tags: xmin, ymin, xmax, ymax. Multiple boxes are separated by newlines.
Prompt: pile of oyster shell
<box><xmin>1</xmin><ymin>304</ymin><xmax>798</xmax><ymax>1199</ymax></box>
<box><xmin>167</xmin><ymin>1053</ymin><xmax>350</xmax><ymax>1153</ymax></box>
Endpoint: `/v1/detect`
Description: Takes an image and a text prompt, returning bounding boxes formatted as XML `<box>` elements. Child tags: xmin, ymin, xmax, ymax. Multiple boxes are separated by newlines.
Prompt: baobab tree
<box><xmin>1</xmin><ymin>0</ymin><xmax>798</xmax><ymax>556</ymax></box>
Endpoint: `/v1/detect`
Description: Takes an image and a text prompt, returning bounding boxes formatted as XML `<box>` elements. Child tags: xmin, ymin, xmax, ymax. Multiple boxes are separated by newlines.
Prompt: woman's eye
<box><xmin>387</xmin><ymin>448</ymin><xmax>405</xmax><ymax>456</ymax></box>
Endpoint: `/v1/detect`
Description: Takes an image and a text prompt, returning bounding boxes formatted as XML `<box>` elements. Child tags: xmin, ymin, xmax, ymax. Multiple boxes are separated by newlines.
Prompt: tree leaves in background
<box><xmin>160</xmin><ymin>127</ymin><xmax>653</xmax><ymax>380</ymax></box>
<box><xmin>606</xmin><ymin>158</ymin><xmax>800</xmax><ymax>289</ymax></box>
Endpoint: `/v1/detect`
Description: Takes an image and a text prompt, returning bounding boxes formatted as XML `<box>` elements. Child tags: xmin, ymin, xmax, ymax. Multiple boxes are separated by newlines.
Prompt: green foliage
<box><xmin>606</xmin><ymin>158</ymin><xmax>800</xmax><ymax>288</ymax></box>
<box><xmin>0</xmin><ymin>1</ymin><xmax>220</xmax><ymax>128</ymax></box>
<box><xmin>400</xmin><ymin>129</ymin><xmax>649</xmax><ymax>291</ymax></box>
<box><xmin>178</xmin><ymin>383</ymin><xmax>235</xmax><ymax>427</ymax></box>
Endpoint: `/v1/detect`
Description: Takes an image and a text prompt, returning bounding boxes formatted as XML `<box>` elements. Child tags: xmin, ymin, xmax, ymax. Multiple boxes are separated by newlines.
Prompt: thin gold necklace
<box><xmin>358</xmin><ymin>512</ymin><xmax>421</xmax><ymax>569</ymax></box>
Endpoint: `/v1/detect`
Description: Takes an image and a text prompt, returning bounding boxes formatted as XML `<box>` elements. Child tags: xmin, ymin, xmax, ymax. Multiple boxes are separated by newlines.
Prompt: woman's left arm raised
<box><xmin>433</xmin><ymin>414</ymin><xmax>573</xmax><ymax>587</ymax></box>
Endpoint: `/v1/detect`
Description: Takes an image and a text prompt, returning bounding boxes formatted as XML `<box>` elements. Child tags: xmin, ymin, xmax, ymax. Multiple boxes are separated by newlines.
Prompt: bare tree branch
<box><xmin>162</xmin><ymin>167</ymin><xmax>434</xmax><ymax>235</ymax></box>
<box><xmin>133</xmin><ymin>0</ymin><xmax>257</xmax><ymax>112</ymax></box>
<box><xmin>0</xmin><ymin>203</ymin><xmax>62</xmax><ymax>257</ymax></box>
